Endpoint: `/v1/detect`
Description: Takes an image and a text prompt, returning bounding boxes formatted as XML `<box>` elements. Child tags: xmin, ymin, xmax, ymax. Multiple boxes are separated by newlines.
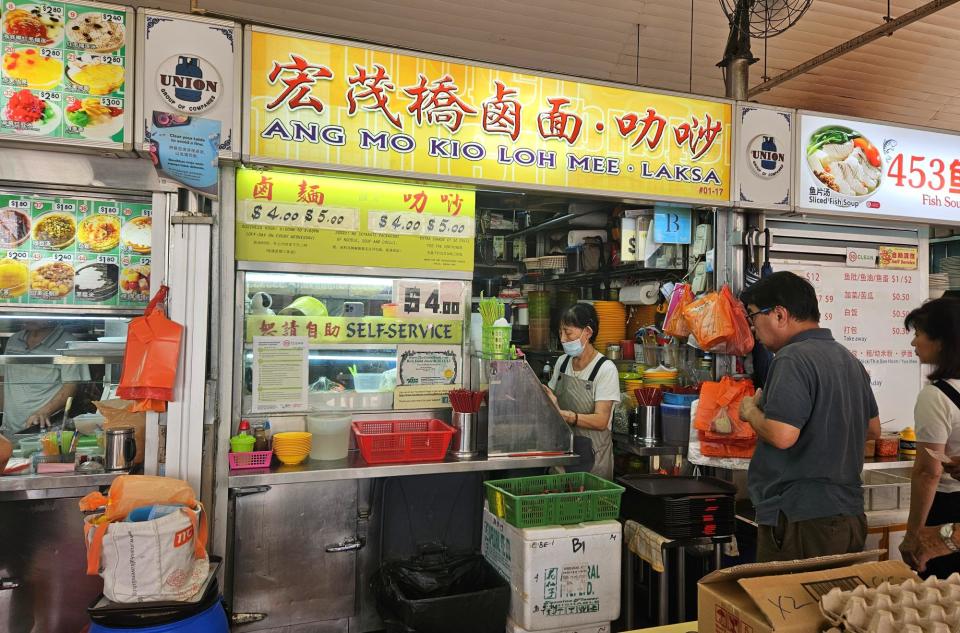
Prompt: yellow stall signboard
<box><xmin>245</xmin><ymin>316</ymin><xmax>463</xmax><ymax>345</ymax></box>
<box><xmin>236</xmin><ymin>168</ymin><xmax>475</xmax><ymax>270</ymax></box>
<box><xmin>245</xmin><ymin>27</ymin><xmax>732</xmax><ymax>204</ymax></box>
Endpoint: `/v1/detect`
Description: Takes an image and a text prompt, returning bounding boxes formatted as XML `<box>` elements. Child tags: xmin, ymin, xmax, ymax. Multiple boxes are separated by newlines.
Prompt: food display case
<box><xmin>237</xmin><ymin>271</ymin><xmax>470</xmax><ymax>417</ymax></box>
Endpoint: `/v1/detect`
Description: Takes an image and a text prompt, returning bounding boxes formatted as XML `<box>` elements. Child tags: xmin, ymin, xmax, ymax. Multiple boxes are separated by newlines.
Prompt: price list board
<box><xmin>784</xmin><ymin>265</ymin><xmax>924</xmax><ymax>430</ymax></box>
<box><xmin>235</xmin><ymin>169</ymin><xmax>475</xmax><ymax>273</ymax></box>
<box><xmin>0</xmin><ymin>193</ymin><xmax>151</xmax><ymax>308</ymax></box>
<box><xmin>0</xmin><ymin>0</ymin><xmax>132</xmax><ymax>147</ymax></box>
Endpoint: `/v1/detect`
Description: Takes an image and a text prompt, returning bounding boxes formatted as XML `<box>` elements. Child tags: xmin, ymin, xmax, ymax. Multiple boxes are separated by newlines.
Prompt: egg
<box><xmin>70</xmin><ymin>63</ymin><xmax>123</xmax><ymax>95</ymax></box>
<box><xmin>3</xmin><ymin>48</ymin><xmax>62</xmax><ymax>90</ymax></box>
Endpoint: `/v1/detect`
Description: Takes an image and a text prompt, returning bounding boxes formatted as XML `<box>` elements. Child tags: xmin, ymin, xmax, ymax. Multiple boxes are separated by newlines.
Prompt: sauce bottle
<box><xmin>899</xmin><ymin>427</ymin><xmax>917</xmax><ymax>457</ymax></box>
<box><xmin>253</xmin><ymin>425</ymin><xmax>268</xmax><ymax>452</ymax></box>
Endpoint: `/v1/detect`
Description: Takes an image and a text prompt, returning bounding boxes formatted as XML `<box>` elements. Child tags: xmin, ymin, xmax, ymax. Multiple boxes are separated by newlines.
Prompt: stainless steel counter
<box><xmin>863</xmin><ymin>456</ymin><xmax>915</xmax><ymax>470</ymax></box>
<box><xmin>0</xmin><ymin>472</ymin><xmax>120</xmax><ymax>502</ymax></box>
<box><xmin>228</xmin><ymin>451</ymin><xmax>577</xmax><ymax>487</ymax></box>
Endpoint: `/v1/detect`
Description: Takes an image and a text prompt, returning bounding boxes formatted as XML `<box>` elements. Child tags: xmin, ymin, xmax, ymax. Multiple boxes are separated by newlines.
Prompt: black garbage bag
<box><xmin>373</xmin><ymin>552</ymin><xmax>509</xmax><ymax>633</ymax></box>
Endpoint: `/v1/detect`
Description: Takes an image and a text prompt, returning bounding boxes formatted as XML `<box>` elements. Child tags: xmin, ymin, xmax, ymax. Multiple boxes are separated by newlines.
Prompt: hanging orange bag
<box><xmin>117</xmin><ymin>286</ymin><xmax>184</xmax><ymax>411</ymax></box>
<box><xmin>712</xmin><ymin>285</ymin><xmax>755</xmax><ymax>357</ymax></box>
<box><xmin>663</xmin><ymin>283</ymin><xmax>693</xmax><ymax>338</ymax></box>
<box><xmin>682</xmin><ymin>290</ymin><xmax>735</xmax><ymax>350</ymax></box>
<box><xmin>694</xmin><ymin>376</ymin><xmax>756</xmax><ymax>441</ymax></box>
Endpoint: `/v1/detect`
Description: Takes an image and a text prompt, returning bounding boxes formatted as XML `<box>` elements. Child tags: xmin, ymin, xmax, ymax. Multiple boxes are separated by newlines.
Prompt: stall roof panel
<box><xmin>189</xmin><ymin>0</ymin><xmax>960</xmax><ymax>133</ymax></box>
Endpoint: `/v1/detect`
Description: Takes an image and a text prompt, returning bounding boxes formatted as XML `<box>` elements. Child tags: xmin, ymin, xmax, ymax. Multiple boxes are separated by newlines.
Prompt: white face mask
<box><xmin>561</xmin><ymin>328</ymin><xmax>590</xmax><ymax>358</ymax></box>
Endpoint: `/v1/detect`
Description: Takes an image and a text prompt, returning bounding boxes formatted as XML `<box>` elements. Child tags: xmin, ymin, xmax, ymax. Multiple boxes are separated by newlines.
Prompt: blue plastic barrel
<box><xmin>89</xmin><ymin>600</ymin><xmax>228</xmax><ymax>633</ymax></box>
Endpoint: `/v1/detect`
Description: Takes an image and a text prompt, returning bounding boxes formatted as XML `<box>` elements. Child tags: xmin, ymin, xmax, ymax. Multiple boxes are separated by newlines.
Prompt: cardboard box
<box><xmin>698</xmin><ymin>551</ymin><xmax>916</xmax><ymax>633</ymax></box>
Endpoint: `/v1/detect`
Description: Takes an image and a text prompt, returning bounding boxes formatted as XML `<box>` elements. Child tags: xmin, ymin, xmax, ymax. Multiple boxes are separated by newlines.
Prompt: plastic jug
<box><xmin>306</xmin><ymin>413</ymin><xmax>352</xmax><ymax>460</ymax></box>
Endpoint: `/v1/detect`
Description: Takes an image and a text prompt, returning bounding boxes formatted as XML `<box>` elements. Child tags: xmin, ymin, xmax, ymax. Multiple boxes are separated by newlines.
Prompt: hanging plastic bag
<box><xmin>117</xmin><ymin>286</ymin><xmax>184</xmax><ymax>411</ymax></box>
<box><xmin>682</xmin><ymin>291</ymin><xmax>735</xmax><ymax>350</ymax></box>
<box><xmin>663</xmin><ymin>283</ymin><xmax>693</xmax><ymax>338</ymax></box>
<box><xmin>712</xmin><ymin>285</ymin><xmax>755</xmax><ymax>357</ymax></box>
<box><xmin>694</xmin><ymin>376</ymin><xmax>756</xmax><ymax>441</ymax></box>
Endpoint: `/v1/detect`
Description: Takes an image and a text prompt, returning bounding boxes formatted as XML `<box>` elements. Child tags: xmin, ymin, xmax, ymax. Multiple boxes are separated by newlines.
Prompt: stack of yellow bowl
<box><xmin>273</xmin><ymin>432</ymin><xmax>312</xmax><ymax>465</ymax></box>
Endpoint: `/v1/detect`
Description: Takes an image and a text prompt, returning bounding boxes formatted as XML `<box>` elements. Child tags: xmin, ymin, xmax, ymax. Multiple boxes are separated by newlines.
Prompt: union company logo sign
<box><xmin>157</xmin><ymin>55</ymin><xmax>221</xmax><ymax>114</ymax></box>
<box><xmin>748</xmin><ymin>134</ymin><xmax>786</xmax><ymax>179</ymax></box>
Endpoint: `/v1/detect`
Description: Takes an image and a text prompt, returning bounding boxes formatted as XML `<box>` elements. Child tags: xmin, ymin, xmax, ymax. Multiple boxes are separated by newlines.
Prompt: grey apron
<box><xmin>555</xmin><ymin>355</ymin><xmax>615</xmax><ymax>481</ymax></box>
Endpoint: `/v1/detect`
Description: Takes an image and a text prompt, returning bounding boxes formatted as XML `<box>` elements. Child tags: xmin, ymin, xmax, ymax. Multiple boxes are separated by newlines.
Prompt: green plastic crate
<box><xmin>484</xmin><ymin>472</ymin><xmax>625</xmax><ymax>528</ymax></box>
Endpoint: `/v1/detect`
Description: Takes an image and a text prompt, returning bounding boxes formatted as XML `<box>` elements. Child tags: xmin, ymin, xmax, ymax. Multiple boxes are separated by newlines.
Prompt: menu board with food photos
<box><xmin>0</xmin><ymin>0</ymin><xmax>132</xmax><ymax>146</ymax></box>
<box><xmin>0</xmin><ymin>193</ymin><xmax>150</xmax><ymax>308</ymax></box>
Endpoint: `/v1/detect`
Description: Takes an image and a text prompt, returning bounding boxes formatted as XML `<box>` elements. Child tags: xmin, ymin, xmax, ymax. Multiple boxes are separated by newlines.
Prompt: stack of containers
<box><xmin>528</xmin><ymin>290</ymin><xmax>552</xmax><ymax>350</ymax></box>
<box><xmin>592</xmin><ymin>301</ymin><xmax>627</xmax><ymax>354</ymax></box>
<box><xmin>482</xmin><ymin>473</ymin><xmax>624</xmax><ymax>633</ymax></box>
<box><xmin>661</xmin><ymin>392</ymin><xmax>697</xmax><ymax>446</ymax></box>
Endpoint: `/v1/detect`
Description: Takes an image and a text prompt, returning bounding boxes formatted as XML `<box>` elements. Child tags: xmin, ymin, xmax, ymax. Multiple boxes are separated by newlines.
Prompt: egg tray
<box><xmin>820</xmin><ymin>573</ymin><xmax>960</xmax><ymax>633</ymax></box>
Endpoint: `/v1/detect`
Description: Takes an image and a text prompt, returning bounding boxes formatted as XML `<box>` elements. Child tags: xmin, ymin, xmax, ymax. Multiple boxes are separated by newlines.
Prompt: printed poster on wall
<box><xmin>736</xmin><ymin>103</ymin><xmax>792</xmax><ymax>210</ymax></box>
<box><xmin>235</xmin><ymin>168</ymin><xmax>475</xmax><ymax>272</ymax></box>
<box><xmin>244</xmin><ymin>27</ymin><xmax>732</xmax><ymax>205</ymax></box>
<box><xmin>137</xmin><ymin>9</ymin><xmax>240</xmax><ymax>159</ymax></box>
<box><xmin>396</xmin><ymin>345</ymin><xmax>461</xmax><ymax>386</ymax></box>
<box><xmin>0</xmin><ymin>0</ymin><xmax>134</xmax><ymax>148</ymax></box>
<box><xmin>798</xmin><ymin>112</ymin><xmax>960</xmax><ymax>223</ymax></box>
<box><xmin>782</xmin><ymin>264</ymin><xmax>923</xmax><ymax>430</ymax></box>
<box><xmin>0</xmin><ymin>192</ymin><xmax>151</xmax><ymax>308</ymax></box>
<box><xmin>148</xmin><ymin>111</ymin><xmax>220</xmax><ymax>197</ymax></box>
<box><xmin>251</xmin><ymin>336</ymin><xmax>308</xmax><ymax>413</ymax></box>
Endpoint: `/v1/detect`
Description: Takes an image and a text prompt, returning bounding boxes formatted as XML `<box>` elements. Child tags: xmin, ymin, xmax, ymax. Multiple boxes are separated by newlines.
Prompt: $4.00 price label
<box><xmin>393</xmin><ymin>280</ymin><xmax>466</xmax><ymax>319</ymax></box>
<box><xmin>240</xmin><ymin>200</ymin><xmax>359</xmax><ymax>232</ymax></box>
<box><xmin>368</xmin><ymin>211</ymin><xmax>474</xmax><ymax>239</ymax></box>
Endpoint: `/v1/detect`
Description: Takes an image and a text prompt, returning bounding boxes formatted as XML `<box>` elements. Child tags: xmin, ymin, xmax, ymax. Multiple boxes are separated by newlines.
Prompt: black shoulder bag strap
<box><xmin>934</xmin><ymin>380</ymin><xmax>960</xmax><ymax>412</ymax></box>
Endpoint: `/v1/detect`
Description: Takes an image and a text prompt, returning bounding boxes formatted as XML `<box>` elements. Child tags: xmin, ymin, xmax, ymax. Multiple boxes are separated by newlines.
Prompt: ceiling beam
<box><xmin>748</xmin><ymin>0</ymin><xmax>960</xmax><ymax>97</ymax></box>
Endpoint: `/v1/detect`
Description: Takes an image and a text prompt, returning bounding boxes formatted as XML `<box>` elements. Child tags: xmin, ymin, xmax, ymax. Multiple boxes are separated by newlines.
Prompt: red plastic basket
<box><xmin>228</xmin><ymin>450</ymin><xmax>273</xmax><ymax>470</ymax></box>
<box><xmin>352</xmin><ymin>419</ymin><xmax>455</xmax><ymax>464</ymax></box>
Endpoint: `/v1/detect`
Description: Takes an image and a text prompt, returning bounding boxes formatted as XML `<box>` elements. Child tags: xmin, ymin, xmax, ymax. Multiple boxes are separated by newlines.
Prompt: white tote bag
<box><xmin>85</xmin><ymin>504</ymin><xmax>209</xmax><ymax>603</ymax></box>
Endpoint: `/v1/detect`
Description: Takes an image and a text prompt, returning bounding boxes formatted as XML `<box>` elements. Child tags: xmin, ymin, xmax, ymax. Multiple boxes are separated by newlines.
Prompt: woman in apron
<box><xmin>544</xmin><ymin>303</ymin><xmax>621</xmax><ymax>480</ymax></box>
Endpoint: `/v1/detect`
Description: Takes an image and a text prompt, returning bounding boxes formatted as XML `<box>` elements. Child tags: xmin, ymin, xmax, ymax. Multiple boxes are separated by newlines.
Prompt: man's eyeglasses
<box><xmin>746</xmin><ymin>307</ymin><xmax>772</xmax><ymax>324</ymax></box>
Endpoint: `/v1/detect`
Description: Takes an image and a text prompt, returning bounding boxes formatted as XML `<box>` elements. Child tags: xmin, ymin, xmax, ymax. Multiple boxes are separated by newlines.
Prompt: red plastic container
<box><xmin>352</xmin><ymin>419</ymin><xmax>455</xmax><ymax>464</ymax></box>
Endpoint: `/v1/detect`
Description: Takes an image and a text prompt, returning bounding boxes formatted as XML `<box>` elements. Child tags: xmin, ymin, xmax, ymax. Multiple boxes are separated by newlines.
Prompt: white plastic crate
<box><xmin>482</xmin><ymin>508</ymin><xmax>621</xmax><ymax>631</ymax></box>
<box><xmin>506</xmin><ymin>617</ymin><xmax>610</xmax><ymax>633</ymax></box>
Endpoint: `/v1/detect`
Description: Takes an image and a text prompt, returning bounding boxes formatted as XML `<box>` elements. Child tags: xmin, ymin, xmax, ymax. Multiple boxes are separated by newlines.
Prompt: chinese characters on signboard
<box><xmin>245</xmin><ymin>28</ymin><xmax>732</xmax><ymax>203</ymax></box>
<box><xmin>235</xmin><ymin>168</ymin><xmax>474</xmax><ymax>271</ymax></box>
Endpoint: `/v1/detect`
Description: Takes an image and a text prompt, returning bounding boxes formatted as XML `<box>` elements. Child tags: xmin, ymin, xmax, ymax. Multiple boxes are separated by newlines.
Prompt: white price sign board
<box><xmin>393</xmin><ymin>280</ymin><xmax>466</xmax><ymax>319</ymax></box>
<box><xmin>782</xmin><ymin>265</ymin><xmax>922</xmax><ymax>430</ymax></box>
<box><xmin>798</xmin><ymin>112</ymin><xmax>960</xmax><ymax>223</ymax></box>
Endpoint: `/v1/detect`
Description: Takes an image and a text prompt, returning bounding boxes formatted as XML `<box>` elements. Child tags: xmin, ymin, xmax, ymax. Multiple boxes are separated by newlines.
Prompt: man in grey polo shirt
<box><xmin>0</xmin><ymin>320</ymin><xmax>88</xmax><ymax>437</ymax></box>
<box><xmin>739</xmin><ymin>271</ymin><xmax>881</xmax><ymax>562</ymax></box>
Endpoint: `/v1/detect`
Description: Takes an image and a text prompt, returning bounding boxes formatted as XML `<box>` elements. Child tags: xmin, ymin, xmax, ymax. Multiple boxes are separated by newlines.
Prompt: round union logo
<box><xmin>156</xmin><ymin>55</ymin><xmax>222</xmax><ymax>114</ymax></box>
<box><xmin>748</xmin><ymin>135</ymin><xmax>786</xmax><ymax>179</ymax></box>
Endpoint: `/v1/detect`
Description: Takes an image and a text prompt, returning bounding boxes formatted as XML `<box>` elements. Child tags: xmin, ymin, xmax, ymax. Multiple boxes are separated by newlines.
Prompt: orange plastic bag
<box><xmin>117</xmin><ymin>286</ymin><xmax>183</xmax><ymax>408</ymax></box>
<box><xmin>712</xmin><ymin>285</ymin><xmax>755</xmax><ymax>356</ymax></box>
<box><xmin>698</xmin><ymin>431</ymin><xmax>757</xmax><ymax>458</ymax></box>
<box><xmin>79</xmin><ymin>474</ymin><xmax>197</xmax><ymax>522</ymax></box>
<box><xmin>663</xmin><ymin>283</ymin><xmax>693</xmax><ymax>338</ymax></box>
<box><xmin>682</xmin><ymin>291</ymin><xmax>735</xmax><ymax>350</ymax></box>
<box><xmin>694</xmin><ymin>376</ymin><xmax>756</xmax><ymax>441</ymax></box>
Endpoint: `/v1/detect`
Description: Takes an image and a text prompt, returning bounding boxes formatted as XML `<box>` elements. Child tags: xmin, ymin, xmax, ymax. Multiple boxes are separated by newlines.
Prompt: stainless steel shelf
<box><xmin>0</xmin><ymin>471</ymin><xmax>120</xmax><ymax>493</ymax></box>
<box><xmin>228</xmin><ymin>452</ymin><xmax>577</xmax><ymax>486</ymax></box>
<box><xmin>0</xmin><ymin>354</ymin><xmax>124</xmax><ymax>365</ymax></box>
